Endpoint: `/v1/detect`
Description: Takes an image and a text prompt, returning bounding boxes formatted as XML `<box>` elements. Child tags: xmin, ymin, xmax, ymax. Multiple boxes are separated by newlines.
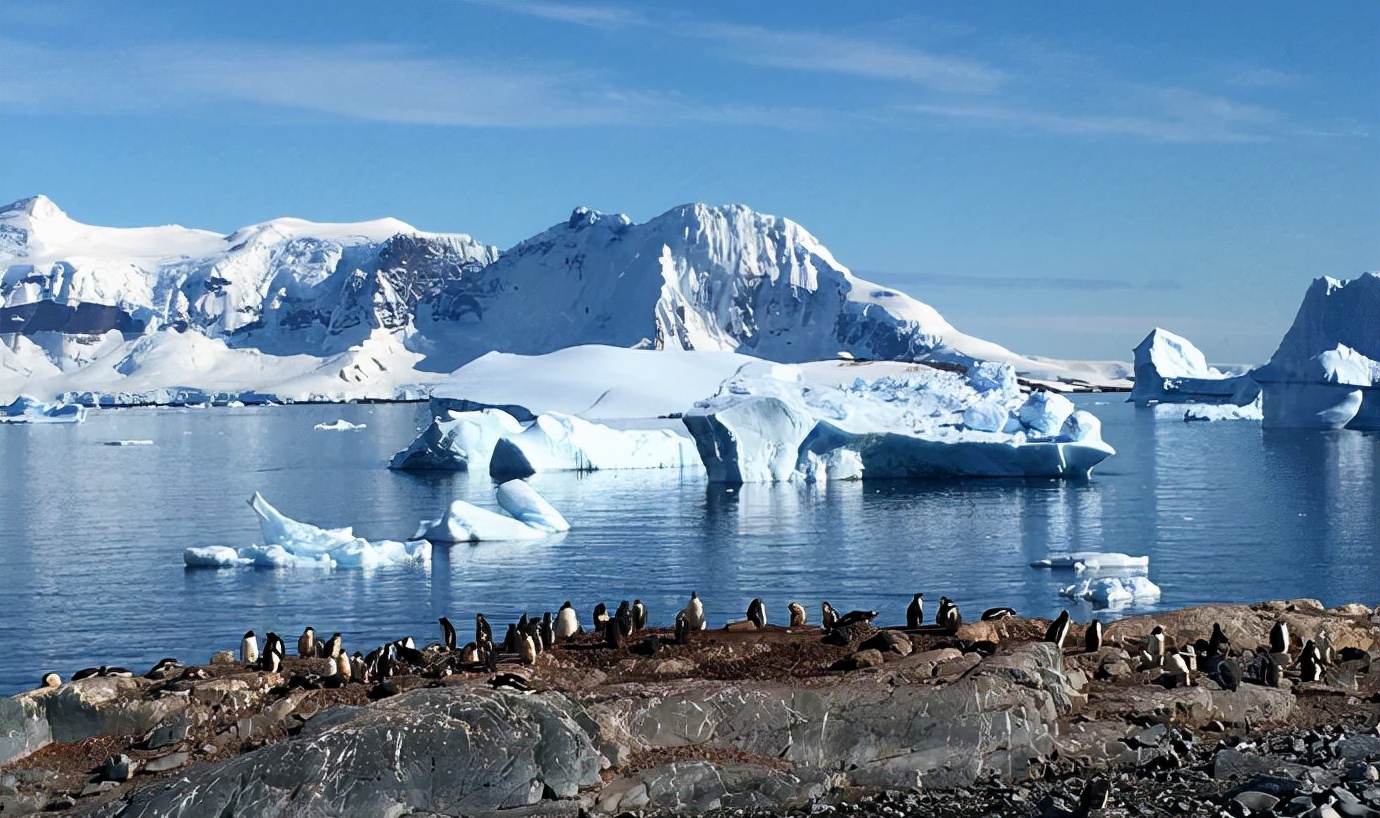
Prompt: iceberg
<box><xmin>1181</xmin><ymin>397</ymin><xmax>1264</xmax><ymax>422</ymax></box>
<box><xmin>1128</xmin><ymin>328</ymin><xmax>1260</xmax><ymax>408</ymax></box>
<box><xmin>314</xmin><ymin>419</ymin><xmax>366</xmax><ymax>431</ymax></box>
<box><xmin>1031</xmin><ymin>552</ymin><xmax>1150</xmax><ymax>571</ymax></box>
<box><xmin>0</xmin><ymin>395</ymin><xmax>85</xmax><ymax>424</ymax></box>
<box><xmin>183</xmin><ymin>493</ymin><xmax>430</xmax><ymax>569</ymax></box>
<box><xmin>494</xmin><ymin>479</ymin><xmax>570</xmax><ymax>533</ymax></box>
<box><xmin>1060</xmin><ymin>576</ymin><xmax>1162</xmax><ymax>609</ymax></box>
<box><xmin>682</xmin><ymin>360</ymin><xmax>1115</xmax><ymax>482</ymax></box>
<box><xmin>1251</xmin><ymin>273</ymin><xmax>1380</xmax><ymax>430</ymax></box>
<box><xmin>388</xmin><ymin>409</ymin><xmax>524</xmax><ymax>471</ymax></box>
<box><xmin>415</xmin><ymin>500</ymin><xmax>551</xmax><ymax>543</ymax></box>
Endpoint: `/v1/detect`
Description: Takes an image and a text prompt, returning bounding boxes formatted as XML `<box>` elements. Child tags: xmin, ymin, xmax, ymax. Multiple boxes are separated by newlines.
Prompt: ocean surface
<box><xmin>1</xmin><ymin>396</ymin><xmax>1377</xmax><ymax>694</ymax></box>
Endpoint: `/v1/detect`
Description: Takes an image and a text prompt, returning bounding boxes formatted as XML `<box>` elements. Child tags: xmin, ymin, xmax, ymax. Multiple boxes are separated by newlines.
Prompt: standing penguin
<box><xmin>1084</xmin><ymin>620</ymin><xmax>1103</xmax><ymax>653</ymax></box>
<box><xmin>261</xmin><ymin>633</ymin><xmax>285</xmax><ymax>673</ymax></box>
<box><xmin>539</xmin><ymin>612</ymin><xmax>554</xmax><ymax>651</ymax></box>
<box><xmin>936</xmin><ymin>597</ymin><xmax>962</xmax><ymax>631</ymax></box>
<box><xmin>323</xmin><ymin>633</ymin><xmax>343</xmax><ymax>659</ymax></box>
<box><xmin>604</xmin><ymin>617</ymin><xmax>624</xmax><ymax>649</ymax></box>
<box><xmin>615</xmin><ymin>601</ymin><xmax>634</xmax><ymax>637</ymax></box>
<box><xmin>334</xmin><ymin>651</ymin><xmax>352</xmax><ymax>681</ymax></box>
<box><xmin>1315</xmin><ymin>629</ymin><xmax>1336</xmax><ymax>665</ymax></box>
<box><xmin>674</xmin><ymin>611</ymin><xmax>690</xmax><ymax>645</ymax></box>
<box><xmin>746</xmin><ymin>598</ymin><xmax>766</xmax><ymax>629</ymax></box>
<box><xmin>1217</xmin><ymin>657</ymin><xmax>1242</xmax><ymax>691</ymax></box>
<box><xmin>906</xmin><ymin>593</ymin><xmax>925</xmax><ymax>629</ymax></box>
<box><xmin>1144</xmin><ymin>626</ymin><xmax>1166</xmax><ymax>668</ymax></box>
<box><xmin>475</xmin><ymin>614</ymin><xmax>493</xmax><ymax>648</ymax></box>
<box><xmin>1045</xmin><ymin>610</ymin><xmax>1071</xmax><ymax>650</ymax></box>
<box><xmin>554</xmin><ymin>603</ymin><xmax>579</xmax><ymax>642</ymax></box>
<box><xmin>1299</xmin><ymin>641</ymin><xmax>1324</xmax><ymax>682</ymax></box>
<box><xmin>297</xmin><ymin>627</ymin><xmax>316</xmax><ymax>659</ymax></box>
<box><xmin>592</xmin><ymin>603</ymin><xmax>610</xmax><ymax>632</ymax></box>
<box><xmin>1262</xmin><ymin>653</ymin><xmax>1281</xmax><ymax>688</ymax></box>
<box><xmin>439</xmin><ymin>617</ymin><xmax>457</xmax><ymax>651</ymax></box>
<box><xmin>520</xmin><ymin>631</ymin><xmax>539</xmax><ymax>665</ymax></box>
<box><xmin>240</xmin><ymin>631</ymin><xmax>259</xmax><ymax>665</ymax></box>
<box><xmin>503</xmin><ymin>624</ymin><xmax>520</xmax><ymax>655</ymax></box>
<box><xmin>787</xmin><ymin>602</ymin><xmax>806</xmax><ymax>628</ymax></box>
<box><xmin>682</xmin><ymin>592</ymin><xmax>706</xmax><ymax>631</ymax></box>
<box><xmin>1208</xmin><ymin>623</ymin><xmax>1230</xmax><ymax>657</ymax></box>
<box><xmin>631</xmin><ymin>600</ymin><xmax>648</xmax><ymax>632</ymax></box>
<box><xmin>1269</xmin><ymin>620</ymin><xmax>1290</xmax><ymax>656</ymax></box>
<box><xmin>821</xmin><ymin>602</ymin><xmax>840</xmax><ymax>632</ymax></box>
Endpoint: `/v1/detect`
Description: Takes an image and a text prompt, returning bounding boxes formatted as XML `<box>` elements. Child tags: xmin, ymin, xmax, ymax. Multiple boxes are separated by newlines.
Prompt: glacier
<box><xmin>183</xmin><ymin>493</ymin><xmax>430</xmax><ymax>570</ymax></box>
<box><xmin>0</xmin><ymin>395</ymin><xmax>85</xmax><ymax>424</ymax></box>
<box><xmin>1251</xmin><ymin>273</ymin><xmax>1380</xmax><ymax>430</ymax></box>
<box><xmin>682</xmin><ymin>359</ymin><xmax>1116</xmax><ymax>482</ymax></box>
<box><xmin>1127</xmin><ymin>328</ymin><xmax>1259</xmax><ymax>408</ymax></box>
<box><xmin>2</xmin><ymin>195</ymin><xmax>1132</xmax><ymax>405</ymax></box>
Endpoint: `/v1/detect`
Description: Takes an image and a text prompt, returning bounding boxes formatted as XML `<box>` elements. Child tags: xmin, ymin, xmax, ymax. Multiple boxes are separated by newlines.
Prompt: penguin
<box><xmin>821</xmin><ymin>602</ymin><xmax>840</xmax><ymax>631</ymax></box>
<box><xmin>298</xmin><ymin>627</ymin><xmax>316</xmax><ymax>659</ymax></box>
<box><xmin>1084</xmin><ymin>620</ymin><xmax>1103</xmax><ymax>653</ymax></box>
<box><xmin>936</xmin><ymin>597</ymin><xmax>962</xmax><ymax>631</ymax></box>
<box><xmin>1315</xmin><ymin>628</ymin><xmax>1336</xmax><ymax>665</ymax></box>
<box><xmin>461</xmin><ymin>642</ymin><xmax>481</xmax><ymax>665</ymax></box>
<box><xmin>981</xmin><ymin>607</ymin><xmax>1017</xmax><ymax>621</ymax></box>
<box><xmin>350</xmin><ymin>652</ymin><xmax>367</xmax><ymax>683</ymax></box>
<box><xmin>682</xmin><ymin>592</ymin><xmax>706</xmax><ymax>631</ymax></box>
<box><xmin>615</xmin><ymin>601</ymin><xmax>634</xmax><ymax>637</ymax></box>
<box><xmin>261</xmin><ymin>632</ymin><xmax>285</xmax><ymax>673</ymax></box>
<box><xmin>323</xmin><ymin>632</ymin><xmax>343</xmax><ymax>659</ymax></box>
<box><xmin>632</xmin><ymin>600</ymin><xmax>648</xmax><ymax>632</ymax></box>
<box><xmin>475</xmin><ymin>613</ymin><xmax>493</xmax><ymax>648</ymax></box>
<box><xmin>334</xmin><ymin>651</ymin><xmax>352</xmax><ymax>681</ymax></box>
<box><xmin>746</xmin><ymin>598</ymin><xmax>766</xmax><ymax>629</ymax></box>
<box><xmin>1045</xmin><ymin>610</ymin><xmax>1071</xmax><ymax>650</ymax></box>
<box><xmin>1217</xmin><ymin>657</ymin><xmax>1242</xmax><ymax>691</ymax></box>
<box><xmin>521</xmin><ymin>631</ymin><xmax>539</xmax><ymax>665</ymax></box>
<box><xmin>1177</xmin><ymin>644</ymin><xmax>1197</xmax><ymax>673</ymax></box>
<box><xmin>787</xmin><ymin>602</ymin><xmax>806</xmax><ymax>628</ymax></box>
<box><xmin>836</xmin><ymin>609</ymin><xmax>878</xmax><ymax>628</ymax></box>
<box><xmin>1299</xmin><ymin>640</ymin><xmax>1323</xmax><ymax>682</ymax></box>
<box><xmin>145</xmin><ymin>658</ymin><xmax>182</xmax><ymax>680</ymax></box>
<box><xmin>604</xmin><ymin>617</ymin><xmax>624</xmax><ymax>649</ymax></box>
<box><xmin>71</xmin><ymin>667</ymin><xmax>101</xmax><ymax>681</ymax></box>
<box><xmin>906</xmin><ymin>593</ymin><xmax>925</xmax><ymax>629</ymax></box>
<box><xmin>396</xmin><ymin>640</ymin><xmax>428</xmax><ymax>669</ymax></box>
<box><xmin>439</xmin><ymin>617</ymin><xmax>457</xmax><ymax>651</ymax></box>
<box><xmin>1208</xmin><ymin>623</ymin><xmax>1230</xmax><ymax>657</ymax></box>
<box><xmin>1144</xmin><ymin>626</ymin><xmax>1166</xmax><ymax>668</ymax></box>
<box><xmin>39</xmin><ymin>672</ymin><xmax>60</xmax><ymax>689</ymax></box>
<box><xmin>368</xmin><ymin>680</ymin><xmax>399</xmax><ymax>700</ymax></box>
<box><xmin>241</xmin><ymin>630</ymin><xmax>259</xmax><ymax>665</ymax></box>
<box><xmin>592</xmin><ymin>603</ymin><xmax>610</xmax><ymax>632</ymax></box>
<box><xmin>1165</xmin><ymin>650</ymin><xmax>1192</xmax><ymax>684</ymax></box>
<box><xmin>1262</xmin><ymin>652</ymin><xmax>1281</xmax><ymax>688</ymax></box>
<box><xmin>555</xmin><ymin>603</ymin><xmax>580</xmax><ymax>642</ymax></box>
<box><xmin>503</xmin><ymin>624</ymin><xmax>520</xmax><ymax>655</ymax></box>
<box><xmin>539</xmin><ymin>612</ymin><xmax>554</xmax><ymax>651</ymax></box>
<box><xmin>488</xmin><ymin>673</ymin><xmax>533</xmax><ymax>693</ymax></box>
<box><xmin>1073</xmin><ymin>777</ymin><xmax>1110</xmax><ymax>818</ymax></box>
<box><xmin>101</xmin><ymin>667</ymin><xmax>133</xmax><ymax>678</ymax></box>
<box><xmin>674</xmin><ymin>611</ymin><xmax>690</xmax><ymax>646</ymax></box>
<box><xmin>1269</xmin><ymin>620</ymin><xmax>1290</xmax><ymax>656</ymax></box>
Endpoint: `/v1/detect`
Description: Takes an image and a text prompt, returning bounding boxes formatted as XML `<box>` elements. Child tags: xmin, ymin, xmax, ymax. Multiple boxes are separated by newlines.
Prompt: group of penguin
<box><xmin>1041</xmin><ymin>609</ymin><xmax>1353</xmax><ymax>691</ymax></box>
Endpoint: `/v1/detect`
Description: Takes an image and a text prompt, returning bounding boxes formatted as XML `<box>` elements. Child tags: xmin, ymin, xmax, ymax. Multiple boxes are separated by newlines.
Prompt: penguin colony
<box><xmin>39</xmin><ymin>594</ymin><xmax>1351</xmax><ymax>696</ymax></box>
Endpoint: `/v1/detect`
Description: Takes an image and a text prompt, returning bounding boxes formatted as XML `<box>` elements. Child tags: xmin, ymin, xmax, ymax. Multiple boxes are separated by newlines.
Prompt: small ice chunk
<box><xmin>1031</xmin><ymin>552</ymin><xmax>1150</xmax><ymax>571</ymax></box>
<box><xmin>1017</xmin><ymin>390</ymin><xmax>1075</xmax><ymax>436</ymax></box>
<box><xmin>183</xmin><ymin>546</ymin><xmax>248</xmax><ymax>567</ymax></box>
<box><xmin>314</xmin><ymin>419</ymin><xmax>366</xmax><ymax>431</ymax></box>
<box><xmin>494</xmin><ymin>479</ymin><xmax>570</xmax><ymax>533</ymax></box>
<box><xmin>104</xmin><ymin>440</ymin><xmax>154</xmax><ymax>446</ymax></box>
<box><xmin>1060</xmin><ymin>576</ymin><xmax>1161</xmax><ymax>608</ymax></box>
<box><xmin>416</xmin><ymin>500</ymin><xmax>550</xmax><ymax>543</ymax></box>
<box><xmin>1183</xmin><ymin>397</ymin><xmax>1264</xmax><ymax>422</ymax></box>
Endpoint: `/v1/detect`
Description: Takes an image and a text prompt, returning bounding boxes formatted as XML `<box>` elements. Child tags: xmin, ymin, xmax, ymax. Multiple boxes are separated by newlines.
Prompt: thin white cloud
<box><xmin>465</xmin><ymin>0</ymin><xmax>644</xmax><ymax>29</ymax></box>
<box><xmin>1224</xmin><ymin>67</ymin><xmax>1305</xmax><ymax>89</ymax></box>
<box><xmin>698</xmin><ymin>23</ymin><xmax>1005</xmax><ymax>94</ymax></box>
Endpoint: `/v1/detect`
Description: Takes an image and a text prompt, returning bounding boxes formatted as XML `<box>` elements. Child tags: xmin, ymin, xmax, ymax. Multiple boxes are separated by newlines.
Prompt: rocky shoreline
<box><xmin>2</xmin><ymin>599</ymin><xmax>1378</xmax><ymax>817</ymax></box>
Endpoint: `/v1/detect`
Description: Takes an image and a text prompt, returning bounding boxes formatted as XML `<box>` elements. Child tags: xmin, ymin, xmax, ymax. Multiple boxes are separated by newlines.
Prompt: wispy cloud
<box><xmin>697</xmin><ymin>24</ymin><xmax>1005</xmax><ymax>94</ymax></box>
<box><xmin>465</xmin><ymin>0</ymin><xmax>644</xmax><ymax>29</ymax></box>
<box><xmin>874</xmin><ymin>271</ymin><xmax>1180</xmax><ymax>292</ymax></box>
<box><xmin>1224</xmin><ymin>67</ymin><xmax>1305</xmax><ymax>90</ymax></box>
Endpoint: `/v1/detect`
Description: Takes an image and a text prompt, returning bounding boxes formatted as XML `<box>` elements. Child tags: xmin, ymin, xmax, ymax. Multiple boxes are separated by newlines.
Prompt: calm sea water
<box><xmin>1</xmin><ymin>397</ymin><xmax>1377</xmax><ymax>694</ymax></box>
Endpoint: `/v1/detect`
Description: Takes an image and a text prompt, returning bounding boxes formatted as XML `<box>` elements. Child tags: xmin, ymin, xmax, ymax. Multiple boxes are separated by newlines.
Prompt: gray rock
<box><xmin>1234</xmin><ymin>791</ymin><xmax>1281</xmax><ymax>812</ymax></box>
<box><xmin>109</xmin><ymin>688</ymin><xmax>602</xmax><ymax>818</ymax></box>
<box><xmin>143</xmin><ymin>751</ymin><xmax>190</xmax><ymax>773</ymax></box>
<box><xmin>859</xmin><ymin>631</ymin><xmax>912</xmax><ymax>657</ymax></box>
<box><xmin>1132</xmin><ymin>724</ymin><xmax>1167</xmax><ymax>747</ymax></box>
<box><xmin>102</xmin><ymin>753</ymin><xmax>135</xmax><ymax>782</ymax></box>
<box><xmin>1214</xmin><ymin>748</ymin><xmax>1308</xmax><ymax>781</ymax></box>
<box><xmin>833</xmin><ymin>649</ymin><xmax>885</xmax><ymax>670</ymax></box>
<box><xmin>0</xmin><ymin>694</ymin><xmax>51</xmax><ymax>766</ymax></box>
<box><xmin>145</xmin><ymin>716</ymin><xmax>190</xmax><ymax>749</ymax></box>
<box><xmin>40</xmin><ymin>676</ymin><xmax>184</xmax><ymax>745</ymax></box>
<box><xmin>1340</xmin><ymin>737</ymin><xmax>1380</xmax><ymax>764</ymax></box>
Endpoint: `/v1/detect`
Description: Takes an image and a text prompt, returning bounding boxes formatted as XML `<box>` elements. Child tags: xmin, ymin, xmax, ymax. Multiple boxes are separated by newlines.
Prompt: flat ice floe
<box><xmin>183</xmin><ymin>493</ymin><xmax>430</xmax><ymax>569</ymax></box>
<box><xmin>314</xmin><ymin>419</ymin><xmax>366</xmax><ymax>431</ymax></box>
<box><xmin>1031</xmin><ymin>552</ymin><xmax>1150</xmax><ymax>571</ymax></box>
<box><xmin>1060</xmin><ymin>577</ymin><xmax>1162</xmax><ymax>609</ymax></box>
<box><xmin>683</xmin><ymin>359</ymin><xmax>1115</xmax><ymax>482</ymax></box>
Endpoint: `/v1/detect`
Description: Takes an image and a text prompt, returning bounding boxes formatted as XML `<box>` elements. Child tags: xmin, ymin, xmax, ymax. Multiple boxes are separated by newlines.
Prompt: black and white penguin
<box><xmin>821</xmin><ymin>602</ymin><xmax>840</xmax><ymax>631</ymax></box>
<box><xmin>787</xmin><ymin>602</ymin><xmax>806</xmax><ymax>628</ymax></box>
<box><xmin>1045</xmin><ymin>610</ymin><xmax>1071</xmax><ymax>650</ymax></box>
<box><xmin>1262</xmin><ymin>653</ymin><xmax>1281</xmax><ymax>688</ymax></box>
<box><xmin>488</xmin><ymin>673</ymin><xmax>533</xmax><ymax>693</ymax></box>
<box><xmin>540</xmin><ymin>612</ymin><xmax>554</xmax><ymax>650</ymax></box>
<box><xmin>1074</xmin><ymin>777</ymin><xmax>1110</xmax><ymax>818</ymax></box>
<box><xmin>396</xmin><ymin>640</ymin><xmax>427</xmax><ymax>669</ymax></box>
<box><xmin>592</xmin><ymin>603</ymin><xmax>610</xmax><ymax>632</ymax></box>
<box><xmin>334</xmin><ymin>651</ymin><xmax>352</xmax><ymax>681</ymax></box>
<box><xmin>604</xmin><ymin>617</ymin><xmax>624</xmax><ymax>649</ymax></box>
<box><xmin>747</xmin><ymin>598</ymin><xmax>767</xmax><ymax>629</ymax></box>
<box><xmin>475</xmin><ymin>613</ymin><xmax>493</xmax><ymax>648</ymax></box>
<box><xmin>240</xmin><ymin>630</ymin><xmax>259</xmax><ymax>665</ymax></box>
<box><xmin>936</xmin><ymin>597</ymin><xmax>962</xmax><ymax>631</ymax></box>
<box><xmin>503</xmin><ymin>623</ymin><xmax>520</xmax><ymax>655</ymax></box>
<box><xmin>836</xmin><ymin>609</ymin><xmax>878</xmax><ymax>629</ymax></box>
<box><xmin>350</xmin><ymin>652</ymin><xmax>367</xmax><ymax>683</ymax></box>
<box><xmin>101</xmin><ymin>667</ymin><xmax>133</xmax><ymax>678</ymax></box>
<box><xmin>1165</xmin><ymin>650</ymin><xmax>1192</xmax><ymax>685</ymax></box>
<box><xmin>615</xmin><ymin>601</ymin><xmax>634</xmax><ymax>637</ymax></box>
<box><xmin>71</xmin><ymin>667</ymin><xmax>101</xmax><ymax>681</ymax></box>
<box><xmin>1269</xmin><ymin>620</ymin><xmax>1290</xmax><ymax>656</ymax></box>
<box><xmin>39</xmin><ymin>672</ymin><xmax>60</xmax><ymax>689</ymax></box>
<box><xmin>632</xmin><ymin>600</ymin><xmax>648</xmax><ymax>632</ymax></box>
<box><xmin>1084</xmin><ymin>620</ymin><xmax>1103</xmax><ymax>653</ymax></box>
<box><xmin>906</xmin><ymin>593</ymin><xmax>925</xmax><ymax>629</ymax></box>
<box><xmin>981</xmin><ymin>607</ymin><xmax>1017</xmax><ymax>621</ymax></box>
<box><xmin>1316</xmin><ymin>628</ymin><xmax>1336</xmax><ymax>665</ymax></box>
<box><xmin>439</xmin><ymin>617</ymin><xmax>457</xmax><ymax>651</ymax></box>
<box><xmin>682</xmin><ymin>592</ymin><xmax>706</xmax><ymax>631</ymax></box>
<box><xmin>298</xmin><ymin>627</ymin><xmax>316</xmax><ymax>659</ymax></box>
<box><xmin>261</xmin><ymin>632</ymin><xmax>285</xmax><ymax>673</ymax></box>
<box><xmin>1144</xmin><ymin>626</ymin><xmax>1166</xmax><ymax>668</ymax></box>
<box><xmin>674</xmin><ymin>611</ymin><xmax>690</xmax><ymax>646</ymax></box>
<box><xmin>145</xmin><ymin>658</ymin><xmax>182</xmax><ymax>680</ymax></box>
<box><xmin>1299</xmin><ymin>640</ymin><xmax>1324</xmax><ymax>682</ymax></box>
<box><xmin>1208</xmin><ymin>623</ymin><xmax>1230</xmax><ymax>657</ymax></box>
<box><xmin>322</xmin><ymin>632</ymin><xmax>343</xmax><ymax>659</ymax></box>
<box><xmin>554</xmin><ymin>603</ymin><xmax>579</xmax><ymax>642</ymax></box>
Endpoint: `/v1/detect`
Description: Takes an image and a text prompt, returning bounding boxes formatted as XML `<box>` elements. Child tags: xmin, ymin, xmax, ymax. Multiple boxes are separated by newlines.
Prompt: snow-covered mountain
<box><xmin>0</xmin><ymin>196</ymin><xmax>1129</xmax><ymax>404</ymax></box>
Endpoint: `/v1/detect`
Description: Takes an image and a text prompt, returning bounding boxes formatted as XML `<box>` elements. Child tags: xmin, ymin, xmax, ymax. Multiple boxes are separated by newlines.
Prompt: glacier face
<box><xmin>1</xmin><ymin>195</ymin><xmax>1130</xmax><ymax>404</ymax></box>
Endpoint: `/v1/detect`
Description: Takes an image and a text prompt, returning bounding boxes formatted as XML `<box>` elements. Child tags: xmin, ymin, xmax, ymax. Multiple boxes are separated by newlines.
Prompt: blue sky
<box><xmin>2</xmin><ymin>1</ymin><xmax>1376</xmax><ymax>363</ymax></box>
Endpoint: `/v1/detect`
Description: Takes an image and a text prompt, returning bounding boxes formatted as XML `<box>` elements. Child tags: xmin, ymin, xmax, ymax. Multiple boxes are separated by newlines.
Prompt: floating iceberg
<box><xmin>390</xmin><ymin>408</ymin><xmax>700</xmax><ymax>474</ymax></box>
<box><xmin>415</xmin><ymin>478</ymin><xmax>568</xmax><ymax>543</ymax></box>
<box><xmin>1060</xmin><ymin>576</ymin><xmax>1162</xmax><ymax>609</ymax></box>
<box><xmin>314</xmin><ymin>419</ymin><xmax>366</xmax><ymax>431</ymax></box>
<box><xmin>183</xmin><ymin>493</ymin><xmax>430</xmax><ymax>569</ymax></box>
<box><xmin>1251</xmin><ymin>273</ymin><xmax>1380</xmax><ymax>430</ymax></box>
<box><xmin>1181</xmin><ymin>397</ymin><xmax>1263</xmax><ymax>422</ymax></box>
<box><xmin>682</xmin><ymin>360</ymin><xmax>1115</xmax><ymax>482</ymax></box>
<box><xmin>1031</xmin><ymin>552</ymin><xmax>1150</xmax><ymax>571</ymax></box>
<box><xmin>1127</xmin><ymin>328</ymin><xmax>1259</xmax><ymax>408</ymax></box>
<box><xmin>495</xmin><ymin>479</ymin><xmax>570</xmax><ymax>533</ymax></box>
<box><xmin>0</xmin><ymin>395</ymin><xmax>86</xmax><ymax>424</ymax></box>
